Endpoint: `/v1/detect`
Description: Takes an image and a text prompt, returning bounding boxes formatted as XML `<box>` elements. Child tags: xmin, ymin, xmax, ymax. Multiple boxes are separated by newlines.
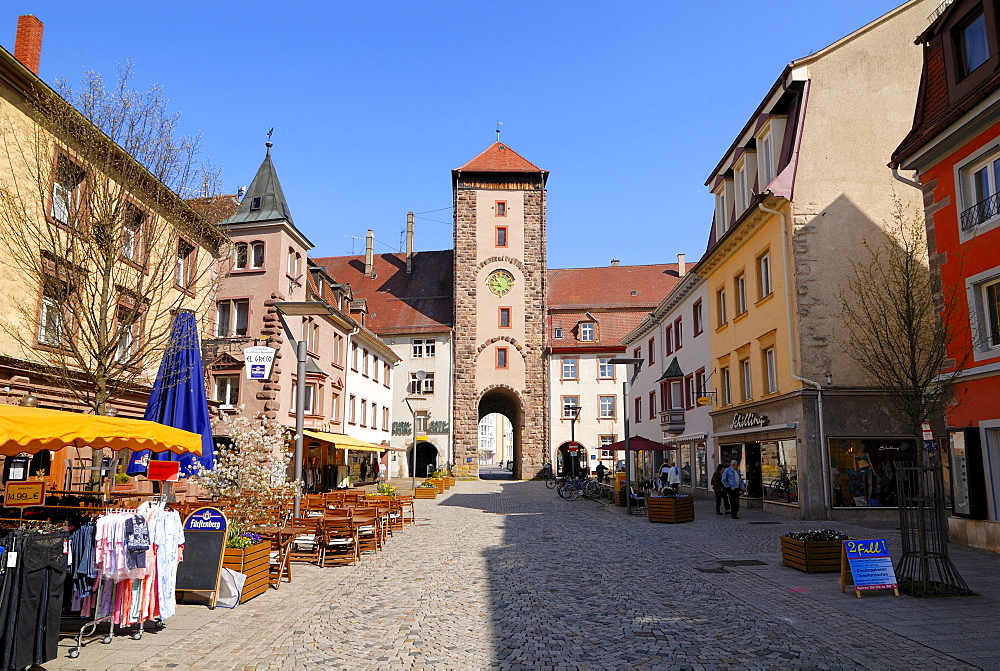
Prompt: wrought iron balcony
<box><xmin>660</xmin><ymin>410</ymin><xmax>685</xmax><ymax>435</ymax></box>
<box><xmin>960</xmin><ymin>192</ymin><xmax>1000</xmax><ymax>232</ymax></box>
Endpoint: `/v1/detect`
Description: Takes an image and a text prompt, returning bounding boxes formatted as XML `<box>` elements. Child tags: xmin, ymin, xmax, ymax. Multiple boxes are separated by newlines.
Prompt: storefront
<box><xmin>664</xmin><ymin>433</ymin><xmax>709</xmax><ymax>496</ymax></box>
<box><xmin>712</xmin><ymin>405</ymin><xmax>801</xmax><ymax>513</ymax></box>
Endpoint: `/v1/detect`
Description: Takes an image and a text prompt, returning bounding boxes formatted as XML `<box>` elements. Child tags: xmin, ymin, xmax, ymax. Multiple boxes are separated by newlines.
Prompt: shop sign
<box><xmin>730</xmin><ymin>412</ymin><xmax>769</xmax><ymax>430</ymax></box>
<box><xmin>4</xmin><ymin>481</ymin><xmax>44</xmax><ymax>508</ymax></box>
<box><xmin>243</xmin><ymin>345</ymin><xmax>277</xmax><ymax>380</ymax></box>
<box><xmin>842</xmin><ymin>539</ymin><xmax>898</xmax><ymax>596</ymax></box>
<box><xmin>428</xmin><ymin>421</ymin><xmax>450</xmax><ymax>434</ymax></box>
<box><xmin>147</xmin><ymin>460</ymin><xmax>181</xmax><ymax>482</ymax></box>
<box><xmin>184</xmin><ymin>507</ymin><xmax>228</xmax><ymax>532</ymax></box>
<box><xmin>392</xmin><ymin>421</ymin><xmax>411</xmax><ymax>436</ymax></box>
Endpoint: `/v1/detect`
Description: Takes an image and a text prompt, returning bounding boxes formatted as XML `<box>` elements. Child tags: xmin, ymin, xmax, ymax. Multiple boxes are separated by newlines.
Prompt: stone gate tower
<box><xmin>451</xmin><ymin>143</ymin><xmax>549</xmax><ymax>479</ymax></box>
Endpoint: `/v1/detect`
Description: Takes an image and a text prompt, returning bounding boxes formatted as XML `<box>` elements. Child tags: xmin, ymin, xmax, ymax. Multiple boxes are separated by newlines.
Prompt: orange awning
<box><xmin>0</xmin><ymin>405</ymin><xmax>203</xmax><ymax>457</ymax></box>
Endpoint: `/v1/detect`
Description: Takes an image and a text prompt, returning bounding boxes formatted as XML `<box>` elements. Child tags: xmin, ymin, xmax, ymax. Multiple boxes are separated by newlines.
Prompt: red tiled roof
<box><xmin>549</xmin><ymin>310</ymin><xmax>652</xmax><ymax>351</ymax></box>
<box><xmin>455</xmin><ymin>143</ymin><xmax>546</xmax><ymax>173</ymax></box>
<box><xmin>548</xmin><ymin>264</ymin><xmax>692</xmax><ymax>310</ymax></box>
<box><xmin>186</xmin><ymin>195</ymin><xmax>240</xmax><ymax>225</ymax></box>
<box><xmin>312</xmin><ymin>251</ymin><xmax>454</xmax><ymax>336</ymax></box>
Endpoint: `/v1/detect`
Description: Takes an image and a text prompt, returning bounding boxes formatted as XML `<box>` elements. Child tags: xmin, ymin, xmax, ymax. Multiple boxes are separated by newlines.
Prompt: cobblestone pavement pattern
<box><xmin>48</xmin><ymin>475</ymin><xmax>1000</xmax><ymax>669</ymax></box>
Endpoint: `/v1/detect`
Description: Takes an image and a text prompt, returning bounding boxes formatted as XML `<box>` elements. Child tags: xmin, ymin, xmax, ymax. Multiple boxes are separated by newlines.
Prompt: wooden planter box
<box><xmin>445</xmin><ymin>476</ymin><xmax>456</xmax><ymax>488</ymax></box>
<box><xmin>647</xmin><ymin>496</ymin><xmax>695</xmax><ymax>523</ymax></box>
<box><xmin>428</xmin><ymin>478</ymin><xmax>444</xmax><ymax>493</ymax></box>
<box><xmin>414</xmin><ymin>487</ymin><xmax>438</xmax><ymax>499</ymax></box>
<box><xmin>223</xmin><ymin>541</ymin><xmax>270</xmax><ymax>603</ymax></box>
<box><xmin>780</xmin><ymin>537</ymin><xmax>843</xmax><ymax>573</ymax></box>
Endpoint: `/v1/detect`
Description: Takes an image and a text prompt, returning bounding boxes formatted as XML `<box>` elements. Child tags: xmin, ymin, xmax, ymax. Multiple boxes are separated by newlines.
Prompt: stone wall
<box><xmin>451</xmin><ymin>183</ymin><xmax>549</xmax><ymax>479</ymax></box>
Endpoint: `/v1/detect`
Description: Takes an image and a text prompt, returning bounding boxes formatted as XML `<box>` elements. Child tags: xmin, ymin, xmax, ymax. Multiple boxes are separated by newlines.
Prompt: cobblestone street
<box><xmin>49</xmin><ymin>476</ymin><xmax>1000</xmax><ymax>670</ymax></box>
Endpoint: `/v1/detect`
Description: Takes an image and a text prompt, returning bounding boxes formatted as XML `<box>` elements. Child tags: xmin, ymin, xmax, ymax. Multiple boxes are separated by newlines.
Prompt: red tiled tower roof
<box><xmin>455</xmin><ymin>142</ymin><xmax>546</xmax><ymax>173</ymax></box>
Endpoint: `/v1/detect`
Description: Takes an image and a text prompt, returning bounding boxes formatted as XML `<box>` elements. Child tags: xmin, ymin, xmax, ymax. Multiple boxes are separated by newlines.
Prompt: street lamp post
<box><xmin>609</xmin><ymin>357</ymin><xmax>643</xmax><ymax>516</ymax></box>
<box><xmin>273</xmin><ymin>301</ymin><xmax>339</xmax><ymax>517</ymax></box>
<box><xmin>568</xmin><ymin>404</ymin><xmax>581</xmax><ymax>478</ymax></box>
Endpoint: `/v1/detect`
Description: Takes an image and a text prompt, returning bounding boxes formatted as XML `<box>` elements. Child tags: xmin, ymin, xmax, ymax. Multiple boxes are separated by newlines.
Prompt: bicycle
<box><xmin>557</xmin><ymin>476</ymin><xmax>600</xmax><ymax>500</ymax></box>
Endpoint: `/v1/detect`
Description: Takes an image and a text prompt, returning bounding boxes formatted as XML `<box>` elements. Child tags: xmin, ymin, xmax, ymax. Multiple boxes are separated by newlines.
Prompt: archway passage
<box><xmin>478</xmin><ymin>387</ymin><xmax>522</xmax><ymax>479</ymax></box>
<box><xmin>409</xmin><ymin>441</ymin><xmax>438</xmax><ymax>478</ymax></box>
<box><xmin>556</xmin><ymin>441</ymin><xmax>589</xmax><ymax>477</ymax></box>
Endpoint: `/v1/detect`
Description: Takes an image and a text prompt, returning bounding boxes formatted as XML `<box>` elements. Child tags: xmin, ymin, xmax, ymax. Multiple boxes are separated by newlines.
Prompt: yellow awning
<box><xmin>0</xmin><ymin>405</ymin><xmax>203</xmax><ymax>457</ymax></box>
<box><xmin>303</xmin><ymin>430</ymin><xmax>400</xmax><ymax>452</ymax></box>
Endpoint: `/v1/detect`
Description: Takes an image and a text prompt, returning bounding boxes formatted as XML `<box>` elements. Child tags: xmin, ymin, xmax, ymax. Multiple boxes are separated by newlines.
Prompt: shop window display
<box><xmin>680</xmin><ymin>446</ymin><xmax>692</xmax><ymax>486</ymax></box>
<box><xmin>829</xmin><ymin>438</ymin><xmax>917</xmax><ymax>507</ymax></box>
<box><xmin>695</xmin><ymin>443</ymin><xmax>708</xmax><ymax>488</ymax></box>
<box><xmin>761</xmin><ymin>439</ymin><xmax>798</xmax><ymax>505</ymax></box>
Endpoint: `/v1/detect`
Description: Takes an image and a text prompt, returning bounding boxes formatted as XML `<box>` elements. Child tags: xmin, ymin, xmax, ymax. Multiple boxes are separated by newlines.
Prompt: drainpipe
<box><xmin>891</xmin><ymin>167</ymin><xmax>922</xmax><ymax>190</ymax></box>
<box><xmin>758</xmin><ymin>200</ymin><xmax>830</xmax><ymax>518</ymax></box>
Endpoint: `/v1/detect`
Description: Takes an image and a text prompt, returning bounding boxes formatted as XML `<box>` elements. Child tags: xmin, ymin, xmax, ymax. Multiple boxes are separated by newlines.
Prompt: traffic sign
<box><xmin>921</xmin><ymin>422</ymin><xmax>933</xmax><ymax>441</ymax></box>
<box><xmin>4</xmin><ymin>481</ymin><xmax>45</xmax><ymax>508</ymax></box>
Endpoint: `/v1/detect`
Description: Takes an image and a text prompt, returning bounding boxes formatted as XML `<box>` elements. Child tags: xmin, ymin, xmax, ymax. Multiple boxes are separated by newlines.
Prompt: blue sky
<box><xmin>4</xmin><ymin>1</ymin><xmax>910</xmax><ymax>269</ymax></box>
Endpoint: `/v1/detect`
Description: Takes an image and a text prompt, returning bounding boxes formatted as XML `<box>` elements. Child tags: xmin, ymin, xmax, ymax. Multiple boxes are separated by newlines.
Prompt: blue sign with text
<box><xmin>844</xmin><ymin>539</ymin><xmax>897</xmax><ymax>591</ymax></box>
<box><xmin>183</xmin><ymin>506</ymin><xmax>228</xmax><ymax>533</ymax></box>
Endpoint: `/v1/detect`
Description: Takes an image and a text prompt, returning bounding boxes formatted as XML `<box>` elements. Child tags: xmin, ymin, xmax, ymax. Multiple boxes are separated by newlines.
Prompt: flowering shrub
<box><xmin>196</xmin><ymin>407</ymin><xmax>299</xmax><ymax>529</ymax></box>
<box><xmin>783</xmin><ymin>529</ymin><xmax>852</xmax><ymax>542</ymax></box>
<box><xmin>375</xmin><ymin>482</ymin><xmax>397</xmax><ymax>496</ymax></box>
<box><xmin>226</xmin><ymin>528</ymin><xmax>264</xmax><ymax>549</ymax></box>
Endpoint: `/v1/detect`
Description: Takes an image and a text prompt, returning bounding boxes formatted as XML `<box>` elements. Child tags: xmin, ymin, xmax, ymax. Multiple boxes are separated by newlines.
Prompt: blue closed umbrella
<box><xmin>127</xmin><ymin>311</ymin><xmax>215</xmax><ymax>476</ymax></box>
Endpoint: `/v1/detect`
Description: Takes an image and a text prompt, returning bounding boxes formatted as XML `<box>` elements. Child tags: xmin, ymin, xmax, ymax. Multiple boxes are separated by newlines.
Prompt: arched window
<box><xmin>251</xmin><ymin>241</ymin><xmax>265</xmax><ymax>268</ymax></box>
<box><xmin>234</xmin><ymin>242</ymin><xmax>248</xmax><ymax>270</ymax></box>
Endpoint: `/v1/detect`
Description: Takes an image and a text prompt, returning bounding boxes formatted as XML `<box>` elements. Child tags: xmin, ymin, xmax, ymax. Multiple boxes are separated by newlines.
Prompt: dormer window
<box><xmin>580</xmin><ymin>323</ymin><xmax>595</xmax><ymax>342</ymax></box>
<box><xmin>250</xmin><ymin>197</ymin><xmax>262</xmax><ymax>211</ymax></box>
<box><xmin>554</xmin><ymin>327</ymin><xmax>563</xmax><ymax>339</ymax></box>
<box><xmin>755</xmin><ymin>117</ymin><xmax>786</xmax><ymax>187</ymax></box>
<box><xmin>957</xmin><ymin>9</ymin><xmax>989</xmax><ymax>78</ymax></box>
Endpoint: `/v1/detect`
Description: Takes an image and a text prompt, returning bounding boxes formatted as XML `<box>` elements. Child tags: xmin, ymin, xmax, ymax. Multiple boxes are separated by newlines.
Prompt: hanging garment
<box><xmin>124</xmin><ymin>515</ymin><xmax>150</xmax><ymax>570</ymax></box>
<box><xmin>151</xmin><ymin>510</ymin><xmax>184</xmax><ymax>619</ymax></box>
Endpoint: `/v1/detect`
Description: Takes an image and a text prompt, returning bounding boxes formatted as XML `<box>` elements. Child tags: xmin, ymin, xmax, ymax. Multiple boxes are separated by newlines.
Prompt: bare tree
<box><xmin>838</xmin><ymin>200</ymin><xmax>970</xmax><ymax>440</ymax></box>
<box><xmin>0</xmin><ymin>62</ymin><xmax>227</xmax><ymax>419</ymax></box>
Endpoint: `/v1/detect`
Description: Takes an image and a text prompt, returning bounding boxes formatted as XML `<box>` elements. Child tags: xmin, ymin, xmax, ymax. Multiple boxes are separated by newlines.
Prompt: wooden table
<box><xmin>259</xmin><ymin>525</ymin><xmax>306</xmax><ymax>587</ymax></box>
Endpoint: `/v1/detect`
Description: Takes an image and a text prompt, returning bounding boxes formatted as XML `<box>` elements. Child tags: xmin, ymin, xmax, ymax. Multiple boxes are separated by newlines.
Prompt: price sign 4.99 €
<box><xmin>4</xmin><ymin>481</ymin><xmax>45</xmax><ymax>508</ymax></box>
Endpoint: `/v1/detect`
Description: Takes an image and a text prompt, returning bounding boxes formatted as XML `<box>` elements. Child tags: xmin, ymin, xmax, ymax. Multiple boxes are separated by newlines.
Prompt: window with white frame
<box><xmin>600</xmin><ymin>435</ymin><xmax>616</xmax><ymax>447</ymax></box>
<box><xmin>562</xmin><ymin>358</ymin><xmax>578</xmax><ymax>380</ymax></box>
<box><xmin>293</xmin><ymin>382</ymin><xmax>317</xmax><ymax>415</ymax></box>
<box><xmin>234</xmin><ymin>242</ymin><xmax>249</xmax><ymax>270</ymax></box>
<box><xmin>382</xmin><ymin>406</ymin><xmax>389</xmax><ymax>430</ymax></box>
<box><xmin>348</xmin><ymin>394</ymin><xmax>356</xmax><ymax>423</ymax></box>
<box><xmin>764</xmin><ymin>347</ymin><xmax>777</xmax><ymax>394</ymax></box>
<box><xmin>352</xmin><ymin>343</ymin><xmax>359</xmax><ymax>370</ymax></box>
<box><xmin>122</xmin><ymin>208</ymin><xmax>143</xmax><ymax>263</ymax></box>
<box><xmin>579</xmin><ymin>323</ymin><xmax>595</xmax><ymax>341</ymax></box>
<box><xmin>717</xmin><ymin>288</ymin><xmax>727</xmax><ymax>326</ymax></box>
<box><xmin>974</xmin><ymin>276</ymin><xmax>1000</xmax><ymax>350</ymax></box>
<box><xmin>360</xmin><ymin>399</ymin><xmax>367</xmax><ymax>426</ymax></box>
<box><xmin>674</xmin><ymin>318</ymin><xmax>683</xmax><ymax>350</ymax></box>
<box><xmin>721</xmin><ymin>367</ymin><xmax>732</xmax><ymax>406</ymax></box>
<box><xmin>757</xmin><ymin>251</ymin><xmax>772</xmax><ymax>299</ymax></box>
<box><xmin>715</xmin><ymin>187</ymin><xmax>729</xmax><ymax>236</ymax></box>
<box><xmin>51</xmin><ymin>157</ymin><xmax>84</xmax><ymax>224</ymax></box>
<box><xmin>686</xmin><ymin>375</ymin><xmax>697</xmax><ymax>409</ymax></box>
<box><xmin>412</xmin><ymin>338</ymin><xmax>435</xmax><ymax>358</ymax></box>
<box><xmin>415</xmin><ymin>413</ymin><xmax>429</xmax><ymax>433</ymax></box>
<box><xmin>960</xmin><ymin>150</ymin><xmax>1000</xmax><ymax>232</ymax></box>
<box><xmin>214</xmin><ymin>375</ymin><xmax>239</xmax><ymax>408</ymax></box>
<box><xmin>735</xmin><ymin>273</ymin><xmax>747</xmax><ymax>315</ymax></box>
<box><xmin>115</xmin><ymin>304</ymin><xmax>139</xmax><ymax>364</ymax></box>
<box><xmin>370</xmin><ymin>401</ymin><xmax>378</xmax><ymax>429</ymax></box>
<box><xmin>563</xmin><ymin>396</ymin><xmax>580</xmax><ymax>419</ymax></box>
<box><xmin>372</xmin><ymin>358</ymin><xmax>379</xmax><ymax>383</ymax></box>
<box><xmin>670</xmin><ymin>380</ymin><xmax>683</xmax><ymax>410</ymax></box>
<box><xmin>599</xmin><ymin>395</ymin><xmax>615</xmax><ymax>418</ymax></box>
<box><xmin>38</xmin><ymin>283</ymin><xmax>66</xmax><ymax>347</ymax></box>
<box><xmin>176</xmin><ymin>239</ymin><xmax>195</xmax><ymax>289</ymax></box>
<box><xmin>693</xmin><ymin>300</ymin><xmax>703</xmax><ymax>335</ymax></box>
<box><xmin>251</xmin><ymin>241</ymin><xmax>265</xmax><ymax>268</ymax></box>
<box><xmin>734</xmin><ymin>164</ymin><xmax>748</xmax><ymax>214</ymax></box>
<box><xmin>957</xmin><ymin>9</ymin><xmax>989</xmax><ymax>79</ymax></box>
<box><xmin>695</xmin><ymin>369</ymin><xmax>706</xmax><ymax>398</ymax></box>
<box><xmin>741</xmin><ymin>358</ymin><xmax>752</xmax><ymax>401</ymax></box>
<box><xmin>554</xmin><ymin>327</ymin><xmax>563</xmax><ymax>339</ymax></box>
<box><xmin>760</xmin><ymin>131</ymin><xmax>774</xmax><ymax>185</ymax></box>
<box><xmin>362</xmin><ymin>349</ymin><xmax>369</xmax><ymax>376</ymax></box>
<box><xmin>409</xmin><ymin>372</ymin><xmax>435</xmax><ymax>395</ymax></box>
<box><xmin>598</xmin><ymin>357</ymin><xmax>614</xmax><ymax>379</ymax></box>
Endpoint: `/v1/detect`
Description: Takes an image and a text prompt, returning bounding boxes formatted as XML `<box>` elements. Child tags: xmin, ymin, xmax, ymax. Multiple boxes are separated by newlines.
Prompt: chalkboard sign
<box><xmin>175</xmin><ymin>507</ymin><xmax>228</xmax><ymax>608</ymax></box>
<box><xmin>840</xmin><ymin>538</ymin><xmax>899</xmax><ymax>598</ymax></box>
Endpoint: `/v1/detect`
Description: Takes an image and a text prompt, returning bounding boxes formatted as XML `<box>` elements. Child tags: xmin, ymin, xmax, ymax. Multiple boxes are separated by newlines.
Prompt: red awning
<box><xmin>602</xmin><ymin>435</ymin><xmax>677</xmax><ymax>452</ymax></box>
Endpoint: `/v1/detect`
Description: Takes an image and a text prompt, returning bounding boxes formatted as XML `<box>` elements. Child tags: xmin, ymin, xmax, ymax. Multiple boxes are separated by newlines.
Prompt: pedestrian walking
<box><xmin>722</xmin><ymin>459</ymin><xmax>745</xmax><ymax>519</ymax></box>
<box><xmin>595</xmin><ymin>462</ymin><xmax>608</xmax><ymax>484</ymax></box>
<box><xmin>667</xmin><ymin>463</ymin><xmax>681</xmax><ymax>494</ymax></box>
<box><xmin>711</xmin><ymin>464</ymin><xmax>730</xmax><ymax>515</ymax></box>
<box><xmin>659</xmin><ymin>462</ymin><xmax>671</xmax><ymax>490</ymax></box>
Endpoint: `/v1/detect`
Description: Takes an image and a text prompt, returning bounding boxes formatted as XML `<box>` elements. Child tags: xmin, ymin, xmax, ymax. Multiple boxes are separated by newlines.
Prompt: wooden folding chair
<box><xmin>287</xmin><ymin>516</ymin><xmax>324</xmax><ymax>565</ymax></box>
<box><xmin>261</xmin><ymin>527</ymin><xmax>293</xmax><ymax>587</ymax></box>
<box><xmin>321</xmin><ymin>519</ymin><xmax>358</xmax><ymax>566</ymax></box>
<box><xmin>388</xmin><ymin>499</ymin><xmax>405</xmax><ymax>534</ymax></box>
<box><xmin>397</xmin><ymin>495</ymin><xmax>415</xmax><ymax>526</ymax></box>
<box><xmin>351</xmin><ymin>509</ymin><xmax>379</xmax><ymax>556</ymax></box>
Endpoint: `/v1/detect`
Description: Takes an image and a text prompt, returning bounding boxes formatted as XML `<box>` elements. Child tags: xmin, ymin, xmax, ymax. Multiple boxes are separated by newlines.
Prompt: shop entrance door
<box><xmin>745</xmin><ymin>442</ymin><xmax>762</xmax><ymax>498</ymax></box>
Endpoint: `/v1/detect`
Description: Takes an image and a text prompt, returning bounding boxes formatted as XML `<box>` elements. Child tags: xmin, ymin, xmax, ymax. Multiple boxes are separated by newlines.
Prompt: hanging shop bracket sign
<box><xmin>4</xmin><ymin>481</ymin><xmax>45</xmax><ymax>508</ymax></box>
<box><xmin>243</xmin><ymin>345</ymin><xmax>277</xmax><ymax>380</ymax></box>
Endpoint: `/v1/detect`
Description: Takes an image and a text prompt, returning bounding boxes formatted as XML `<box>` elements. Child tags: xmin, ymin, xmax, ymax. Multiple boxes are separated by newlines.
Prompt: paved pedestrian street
<box><xmin>50</xmin><ymin>477</ymin><xmax>999</xmax><ymax>670</ymax></box>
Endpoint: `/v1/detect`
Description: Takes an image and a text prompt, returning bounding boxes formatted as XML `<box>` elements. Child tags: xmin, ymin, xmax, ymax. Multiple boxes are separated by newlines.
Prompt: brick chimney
<box><xmin>405</xmin><ymin>211</ymin><xmax>414</xmax><ymax>274</ymax></box>
<box><xmin>364</xmin><ymin>229</ymin><xmax>374</xmax><ymax>276</ymax></box>
<box><xmin>14</xmin><ymin>15</ymin><xmax>43</xmax><ymax>75</ymax></box>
